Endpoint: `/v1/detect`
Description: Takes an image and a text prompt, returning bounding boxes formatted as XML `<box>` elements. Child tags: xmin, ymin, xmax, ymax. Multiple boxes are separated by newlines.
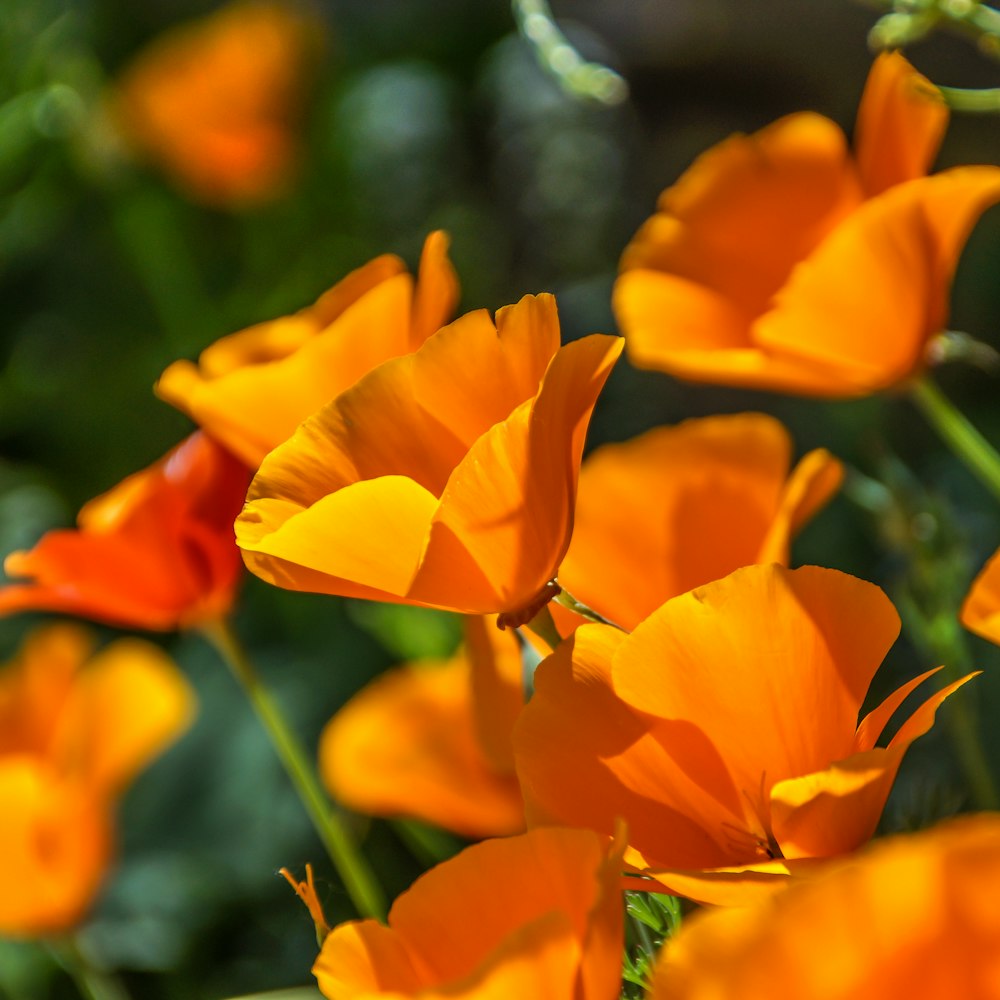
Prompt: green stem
<box><xmin>938</xmin><ymin>84</ymin><xmax>1000</xmax><ymax>112</ymax></box>
<box><xmin>200</xmin><ymin>618</ymin><xmax>387</xmax><ymax>921</ymax></box>
<box><xmin>50</xmin><ymin>938</ymin><xmax>131</xmax><ymax>1000</ymax></box>
<box><xmin>524</xmin><ymin>604</ymin><xmax>562</xmax><ymax>650</ymax></box>
<box><xmin>511</xmin><ymin>0</ymin><xmax>628</xmax><ymax>105</ymax></box>
<box><xmin>552</xmin><ymin>586</ymin><xmax>625</xmax><ymax>630</ymax></box>
<box><xmin>910</xmin><ymin>376</ymin><xmax>1000</xmax><ymax>503</ymax></box>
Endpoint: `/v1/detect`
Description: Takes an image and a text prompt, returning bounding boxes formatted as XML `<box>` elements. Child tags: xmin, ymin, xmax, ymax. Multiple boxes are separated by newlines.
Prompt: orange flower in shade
<box><xmin>312</xmin><ymin>825</ymin><xmax>626</xmax><ymax>1000</ymax></box>
<box><xmin>235</xmin><ymin>294</ymin><xmax>623</xmax><ymax>621</ymax></box>
<box><xmin>613</xmin><ymin>52</ymin><xmax>1000</xmax><ymax>396</ymax></box>
<box><xmin>960</xmin><ymin>545</ymin><xmax>1000</xmax><ymax>646</ymax></box>
<box><xmin>0</xmin><ymin>624</ymin><xmax>194</xmax><ymax>935</ymax></box>
<box><xmin>555</xmin><ymin>413</ymin><xmax>841</xmax><ymax>632</ymax></box>
<box><xmin>319</xmin><ymin>615</ymin><xmax>527</xmax><ymax>838</ymax></box>
<box><xmin>156</xmin><ymin>232</ymin><xmax>458</xmax><ymax>470</ymax></box>
<box><xmin>649</xmin><ymin>814</ymin><xmax>1000</xmax><ymax>1000</ymax></box>
<box><xmin>514</xmin><ymin>564</ymin><xmax>974</xmax><ymax>906</ymax></box>
<box><xmin>110</xmin><ymin>0</ymin><xmax>321</xmax><ymax>206</ymax></box>
<box><xmin>0</xmin><ymin>433</ymin><xmax>247</xmax><ymax>631</ymax></box>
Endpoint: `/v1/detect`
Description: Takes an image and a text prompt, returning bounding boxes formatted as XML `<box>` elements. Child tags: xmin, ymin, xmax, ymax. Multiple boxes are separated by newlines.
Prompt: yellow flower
<box><xmin>0</xmin><ymin>624</ymin><xmax>195</xmax><ymax>935</ymax></box>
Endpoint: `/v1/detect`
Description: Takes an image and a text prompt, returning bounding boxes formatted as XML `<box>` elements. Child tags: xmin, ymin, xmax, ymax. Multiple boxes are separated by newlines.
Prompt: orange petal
<box><xmin>886</xmin><ymin>670</ymin><xmax>979</xmax><ymax>750</ymax></box>
<box><xmin>386</xmin><ymin>827</ymin><xmax>616</xmax><ymax>988</ymax></box>
<box><xmin>314</xmin><ymin>918</ymin><xmax>424</xmax><ymax>996</ymax></box>
<box><xmin>643</xmin><ymin>856</ymin><xmax>825</xmax><ymax>908</ymax></box>
<box><xmin>0</xmin><ymin>760</ymin><xmax>112</xmax><ymax>936</ymax></box>
<box><xmin>853</xmin><ymin>665</ymin><xmax>944</xmax><ymax>752</ymax></box>
<box><xmin>961</xmin><ymin>545</ymin><xmax>1000</xmax><ymax>646</ymax></box>
<box><xmin>513</xmin><ymin>626</ymin><xmax>743</xmax><ymax>870</ymax></box>
<box><xmin>410</xmin><ymin>230</ymin><xmax>460</xmax><ymax>348</ymax></box>
<box><xmin>612</xmin><ymin>565</ymin><xmax>901</xmax><ymax>800</ymax></box>
<box><xmin>753</xmin><ymin>167</ymin><xmax>1000</xmax><ymax>393</ymax></box>
<box><xmin>769</xmin><ymin>748</ymin><xmax>906</xmax><ymax>860</ymax></box>
<box><xmin>408</xmin><ymin>332</ymin><xmax>622</xmax><ymax>613</ymax></box>
<box><xmin>55</xmin><ymin>638</ymin><xmax>196</xmax><ymax>797</ymax></box>
<box><xmin>755</xmin><ymin>447</ymin><xmax>843</xmax><ymax>565</ymax></box>
<box><xmin>560</xmin><ymin>414</ymin><xmax>794</xmax><ymax>630</ymax></box>
<box><xmin>854</xmin><ymin>52</ymin><xmax>948</xmax><ymax>198</ymax></box>
<box><xmin>464</xmin><ymin>615</ymin><xmax>525</xmax><ymax>775</ymax></box>
<box><xmin>318</xmin><ymin>654</ymin><xmax>525</xmax><ymax>838</ymax></box>
<box><xmin>620</xmin><ymin>112</ymin><xmax>861</xmax><ymax>320</ymax></box>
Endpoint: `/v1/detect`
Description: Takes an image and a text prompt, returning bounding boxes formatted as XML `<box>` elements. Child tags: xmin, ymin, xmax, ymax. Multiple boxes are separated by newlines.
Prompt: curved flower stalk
<box><xmin>0</xmin><ymin>432</ymin><xmax>247</xmax><ymax>631</ymax></box>
<box><xmin>157</xmin><ymin>231</ymin><xmax>458</xmax><ymax>469</ymax></box>
<box><xmin>613</xmin><ymin>52</ymin><xmax>1000</xmax><ymax>396</ymax></box>
<box><xmin>514</xmin><ymin>564</ymin><xmax>974</xmax><ymax>905</ymax></box>
<box><xmin>319</xmin><ymin>615</ymin><xmax>526</xmax><ymax>838</ymax></box>
<box><xmin>649</xmin><ymin>813</ymin><xmax>1000</xmax><ymax>999</ymax></box>
<box><xmin>0</xmin><ymin>624</ymin><xmax>194</xmax><ymax>936</ymax></box>
<box><xmin>236</xmin><ymin>293</ymin><xmax>623</xmax><ymax>621</ymax></box>
<box><xmin>311</xmin><ymin>824</ymin><xmax>626</xmax><ymax>1000</ymax></box>
<box><xmin>556</xmin><ymin>413</ymin><xmax>842</xmax><ymax>631</ymax></box>
<box><xmin>109</xmin><ymin>0</ymin><xmax>322</xmax><ymax>206</ymax></box>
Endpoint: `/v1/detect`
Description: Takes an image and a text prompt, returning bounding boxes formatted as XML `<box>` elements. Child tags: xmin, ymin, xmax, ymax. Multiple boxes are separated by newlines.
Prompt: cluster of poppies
<box><xmin>5</xmin><ymin>42</ymin><xmax>1000</xmax><ymax>1000</ymax></box>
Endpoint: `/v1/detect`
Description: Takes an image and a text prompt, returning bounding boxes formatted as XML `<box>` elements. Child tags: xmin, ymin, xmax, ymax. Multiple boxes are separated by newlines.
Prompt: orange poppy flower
<box><xmin>235</xmin><ymin>294</ymin><xmax>623</xmax><ymax>621</ymax></box>
<box><xmin>614</xmin><ymin>52</ymin><xmax>1000</xmax><ymax>396</ymax></box>
<box><xmin>110</xmin><ymin>0</ymin><xmax>321</xmax><ymax>206</ymax></box>
<box><xmin>319</xmin><ymin>615</ymin><xmax>526</xmax><ymax>838</ymax></box>
<box><xmin>556</xmin><ymin>413</ymin><xmax>841</xmax><ymax>631</ymax></box>
<box><xmin>312</xmin><ymin>824</ymin><xmax>626</xmax><ymax>1000</ymax></box>
<box><xmin>0</xmin><ymin>623</ymin><xmax>194</xmax><ymax>935</ymax></box>
<box><xmin>156</xmin><ymin>231</ymin><xmax>458</xmax><ymax>469</ymax></box>
<box><xmin>649</xmin><ymin>813</ymin><xmax>1000</xmax><ymax>999</ymax></box>
<box><xmin>960</xmin><ymin>545</ymin><xmax>1000</xmax><ymax>647</ymax></box>
<box><xmin>0</xmin><ymin>432</ymin><xmax>247</xmax><ymax>631</ymax></box>
<box><xmin>514</xmin><ymin>564</ymin><xmax>974</xmax><ymax>905</ymax></box>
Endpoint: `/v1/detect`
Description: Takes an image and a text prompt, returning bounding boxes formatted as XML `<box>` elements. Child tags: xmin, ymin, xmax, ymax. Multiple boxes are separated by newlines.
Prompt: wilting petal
<box><xmin>961</xmin><ymin>546</ymin><xmax>1000</xmax><ymax>646</ymax></box>
<box><xmin>0</xmin><ymin>761</ymin><xmax>113</xmax><ymax>937</ymax></box>
<box><xmin>0</xmin><ymin>434</ymin><xmax>246</xmax><ymax>631</ymax></box>
<box><xmin>315</xmin><ymin>826</ymin><xmax>625</xmax><ymax>1000</ymax></box>
<box><xmin>854</xmin><ymin>51</ymin><xmax>948</xmax><ymax>198</ymax></box>
<box><xmin>319</xmin><ymin>653</ymin><xmax>524</xmax><ymax>838</ymax></box>
<box><xmin>612</xmin><ymin>565</ymin><xmax>900</xmax><ymax>791</ymax></box>
<box><xmin>754</xmin><ymin>168</ymin><xmax>1000</xmax><ymax>393</ymax></box>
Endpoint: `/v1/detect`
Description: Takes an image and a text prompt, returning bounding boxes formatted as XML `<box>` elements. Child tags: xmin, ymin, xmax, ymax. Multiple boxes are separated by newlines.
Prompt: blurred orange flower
<box><xmin>514</xmin><ymin>564</ymin><xmax>973</xmax><ymax>905</ymax></box>
<box><xmin>319</xmin><ymin>616</ymin><xmax>526</xmax><ymax>838</ymax></box>
<box><xmin>0</xmin><ymin>624</ymin><xmax>194</xmax><ymax>935</ymax></box>
<box><xmin>614</xmin><ymin>52</ymin><xmax>1000</xmax><ymax>396</ymax></box>
<box><xmin>236</xmin><ymin>294</ymin><xmax>623</xmax><ymax>621</ymax></box>
<box><xmin>961</xmin><ymin>545</ymin><xmax>1000</xmax><ymax>647</ymax></box>
<box><xmin>111</xmin><ymin>0</ymin><xmax>321</xmax><ymax>206</ymax></box>
<box><xmin>649</xmin><ymin>813</ymin><xmax>1000</xmax><ymax>999</ymax></box>
<box><xmin>157</xmin><ymin>231</ymin><xmax>458</xmax><ymax>469</ymax></box>
<box><xmin>312</xmin><ymin>824</ymin><xmax>625</xmax><ymax>1000</ymax></box>
<box><xmin>556</xmin><ymin>413</ymin><xmax>841</xmax><ymax>631</ymax></box>
<box><xmin>0</xmin><ymin>433</ymin><xmax>247</xmax><ymax>631</ymax></box>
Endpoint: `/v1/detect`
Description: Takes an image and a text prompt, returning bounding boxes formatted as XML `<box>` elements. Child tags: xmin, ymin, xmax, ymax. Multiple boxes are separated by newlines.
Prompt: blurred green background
<box><xmin>2</xmin><ymin>0</ymin><xmax>1000</xmax><ymax>996</ymax></box>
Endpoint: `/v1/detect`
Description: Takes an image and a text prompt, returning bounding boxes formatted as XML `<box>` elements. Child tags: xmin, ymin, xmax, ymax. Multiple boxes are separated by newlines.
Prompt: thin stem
<box><xmin>910</xmin><ymin>376</ymin><xmax>1000</xmax><ymax>503</ymax></box>
<box><xmin>200</xmin><ymin>618</ymin><xmax>387</xmax><ymax>921</ymax></box>
<box><xmin>938</xmin><ymin>84</ymin><xmax>1000</xmax><ymax>111</ymax></box>
<box><xmin>50</xmin><ymin>938</ymin><xmax>131</xmax><ymax>1000</ymax></box>
<box><xmin>511</xmin><ymin>0</ymin><xmax>628</xmax><ymax>105</ymax></box>
<box><xmin>524</xmin><ymin>604</ymin><xmax>562</xmax><ymax>650</ymax></box>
